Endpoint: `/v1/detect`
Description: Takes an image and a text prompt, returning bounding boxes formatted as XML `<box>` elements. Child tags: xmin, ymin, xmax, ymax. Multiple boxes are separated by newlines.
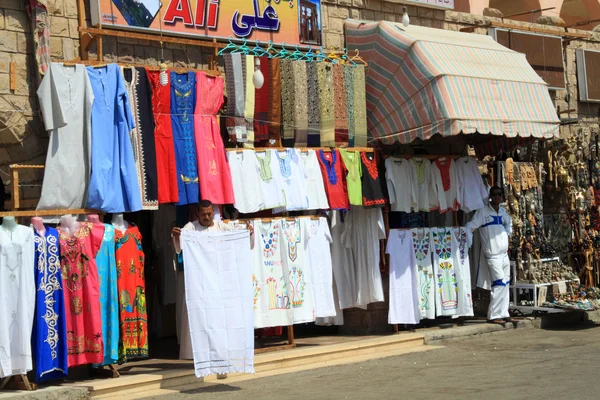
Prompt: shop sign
<box><xmin>90</xmin><ymin>0</ymin><xmax>323</xmax><ymax>46</ymax></box>
<box><xmin>407</xmin><ymin>0</ymin><xmax>454</xmax><ymax>9</ymax></box>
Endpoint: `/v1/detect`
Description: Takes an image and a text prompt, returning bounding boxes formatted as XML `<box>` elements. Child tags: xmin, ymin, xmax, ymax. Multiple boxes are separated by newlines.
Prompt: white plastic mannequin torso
<box><xmin>2</xmin><ymin>216</ymin><xmax>17</xmax><ymax>230</ymax></box>
<box><xmin>112</xmin><ymin>213</ymin><xmax>129</xmax><ymax>233</ymax></box>
<box><xmin>31</xmin><ymin>217</ymin><xmax>46</xmax><ymax>237</ymax></box>
<box><xmin>60</xmin><ymin>214</ymin><xmax>80</xmax><ymax>237</ymax></box>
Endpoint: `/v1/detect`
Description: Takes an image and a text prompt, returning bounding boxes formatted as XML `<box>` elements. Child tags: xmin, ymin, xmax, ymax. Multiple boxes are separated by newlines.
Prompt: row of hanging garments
<box><xmin>36</xmin><ymin>63</ymin><xmax>233</xmax><ymax>212</ymax></box>
<box><xmin>228</xmin><ymin>148</ymin><xmax>389</xmax><ymax>214</ymax></box>
<box><xmin>0</xmin><ymin>215</ymin><xmax>148</xmax><ymax>382</ymax></box>
<box><xmin>223</xmin><ymin>55</ymin><xmax>368</xmax><ymax>148</ymax></box>
<box><xmin>387</xmin><ymin>227</ymin><xmax>474</xmax><ymax>325</ymax></box>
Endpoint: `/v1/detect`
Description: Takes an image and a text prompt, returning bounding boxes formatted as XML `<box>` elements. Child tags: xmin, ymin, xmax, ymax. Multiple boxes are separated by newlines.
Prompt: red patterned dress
<box><xmin>58</xmin><ymin>222</ymin><xmax>105</xmax><ymax>367</ymax></box>
<box><xmin>114</xmin><ymin>224</ymin><xmax>148</xmax><ymax>363</ymax></box>
<box><xmin>147</xmin><ymin>69</ymin><xmax>178</xmax><ymax>204</ymax></box>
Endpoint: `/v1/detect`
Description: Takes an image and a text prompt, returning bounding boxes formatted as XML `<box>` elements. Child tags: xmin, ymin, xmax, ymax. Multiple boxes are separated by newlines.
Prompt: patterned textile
<box><xmin>318</xmin><ymin>64</ymin><xmax>335</xmax><ymax>147</ymax></box>
<box><xmin>353</xmin><ymin>65</ymin><xmax>368</xmax><ymax>147</ymax></box>
<box><xmin>345</xmin><ymin>20</ymin><xmax>560</xmax><ymax>145</ymax></box>
<box><xmin>280</xmin><ymin>60</ymin><xmax>295</xmax><ymax>146</ymax></box>
<box><xmin>307</xmin><ymin>63</ymin><xmax>320</xmax><ymax>147</ymax></box>
<box><xmin>29</xmin><ymin>0</ymin><xmax>51</xmax><ymax>77</ymax></box>
<box><xmin>253</xmin><ymin>57</ymin><xmax>270</xmax><ymax>143</ymax></box>
<box><xmin>243</xmin><ymin>55</ymin><xmax>255</xmax><ymax>147</ymax></box>
<box><xmin>224</xmin><ymin>53</ymin><xmax>247</xmax><ymax>143</ymax></box>
<box><xmin>333</xmin><ymin>64</ymin><xmax>348</xmax><ymax>147</ymax></box>
<box><xmin>343</xmin><ymin>65</ymin><xmax>356</xmax><ymax>147</ymax></box>
<box><xmin>268</xmin><ymin>58</ymin><xmax>282</xmax><ymax>143</ymax></box>
<box><xmin>292</xmin><ymin>61</ymin><xmax>308</xmax><ymax>147</ymax></box>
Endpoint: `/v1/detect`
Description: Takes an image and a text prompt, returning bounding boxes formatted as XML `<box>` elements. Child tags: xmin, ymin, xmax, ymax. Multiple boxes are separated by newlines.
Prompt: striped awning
<box><xmin>345</xmin><ymin>20</ymin><xmax>560</xmax><ymax>145</ymax></box>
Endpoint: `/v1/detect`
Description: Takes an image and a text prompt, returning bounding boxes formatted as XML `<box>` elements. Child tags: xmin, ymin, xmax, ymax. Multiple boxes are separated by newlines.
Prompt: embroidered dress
<box><xmin>432</xmin><ymin>157</ymin><xmax>458</xmax><ymax>213</ymax></box>
<box><xmin>318</xmin><ymin>64</ymin><xmax>335</xmax><ymax>147</ymax></box>
<box><xmin>298</xmin><ymin>150</ymin><xmax>329</xmax><ymax>210</ymax></box>
<box><xmin>360</xmin><ymin>152</ymin><xmax>387</xmax><ymax>208</ymax></box>
<box><xmin>339</xmin><ymin>149</ymin><xmax>363</xmax><ymax>206</ymax></box>
<box><xmin>114</xmin><ymin>225</ymin><xmax>148</xmax><ymax>363</ymax></box>
<box><xmin>87</xmin><ymin>64</ymin><xmax>142</xmax><ymax>213</ymax></box>
<box><xmin>452</xmin><ymin>227</ymin><xmax>474</xmax><ymax>317</ymax></box>
<box><xmin>456</xmin><ymin>156</ymin><xmax>488</xmax><ymax>212</ymax></box>
<box><xmin>0</xmin><ymin>225</ymin><xmax>35</xmax><ymax>378</ymax></box>
<box><xmin>228</xmin><ymin>150</ymin><xmax>263</xmax><ymax>213</ymax></box>
<box><xmin>304</xmin><ymin>217</ymin><xmax>335</xmax><ymax>318</ymax></box>
<box><xmin>333</xmin><ymin>64</ymin><xmax>348</xmax><ymax>147</ymax></box>
<box><xmin>411</xmin><ymin>228</ymin><xmax>435</xmax><ymax>320</ymax></box>
<box><xmin>353</xmin><ymin>66</ymin><xmax>368</xmax><ymax>147</ymax></box>
<box><xmin>171</xmin><ymin>71</ymin><xmax>199</xmax><ymax>205</ymax></box>
<box><xmin>318</xmin><ymin>150</ymin><xmax>349</xmax><ymax>211</ymax></box>
<box><xmin>387</xmin><ymin>230</ymin><xmax>420</xmax><ymax>324</ymax></box>
<box><xmin>93</xmin><ymin>224</ymin><xmax>119</xmax><ymax>365</ymax></box>
<box><xmin>255</xmin><ymin>150</ymin><xmax>285</xmax><ymax>210</ymax></box>
<box><xmin>33</xmin><ymin>227</ymin><xmax>68</xmax><ymax>382</ymax></box>
<box><xmin>411</xmin><ymin>158</ymin><xmax>438</xmax><ymax>211</ymax></box>
<box><xmin>194</xmin><ymin>72</ymin><xmax>235</xmax><ymax>205</ymax></box>
<box><xmin>385</xmin><ymin>157</ymin><xmax>415</xmax><ymax>213</ymax></box>
<box><xmin>273</xmin><ymin>149</ymin><xmax>309</xmax><ymax>212</ymax></box>
<box><xmin>252</xmin><ymin>220</ymin><xmax>293</xmax><ymax>329</ymax></box>
<box><xmin>37</xmin><ymin>63</ymin><xmax>94</xmax><ymax>210</ymax></box>
<box><xmin>147</xmin><ymin>69</ymin><xmax>178</xmax><ymax>204</ymax></box>
<box><xmin>432</xmin><ymin>227</ymin><xmax>458</xmax><ymax>317</ymax></box>
<box><xmin>292</xmin><ymin>61</ymin><xmax>309</xmax><ymax>147</ymax></box>
<box><xmin>281</xmin><ymin>219</ymin><xmax>315</xmax><ymax>323</ymax></box>
<box><xmin>306</xmin><ymin>63</ymin><xmax>321</xmax><ymax>147</ymax></box>
<box><xmin>122</xmin><ymin>67</ymin><xmax>159</xmax><ymax>210</ymax></box>
<box><xmin>58</xmin><ymin>223</ymin><xmax>104</xmax><ymax>367</ymax></box>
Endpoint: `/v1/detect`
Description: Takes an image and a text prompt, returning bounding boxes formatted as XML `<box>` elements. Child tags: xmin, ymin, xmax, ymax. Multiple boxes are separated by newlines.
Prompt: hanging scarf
<box><xmin>343</xmin><ymin>65</ymin><xmax>356</xmax><ymax>148</ymax></box>
<box><xmin>292</xmin><ymin>60</ymin><xmax>308</xmax><ymax>148</ymax></box>
<box><xmin>333</xmin><ymin>64</ymin><xmax>348</xmax><ymax>148</ymax></box>
<box><xmin>243</xmin><ymin>55</ymin><xmax>255</xmax><ymax>148</ymax></box>
<box><xmin>268</xmin><ymin>58</ymin><xmax>282</xmax><ymax>144</ymax></box>
<box><xmin>353</xmin><ymin>65</ymin><xmax>368</xmax><ymax>147</ymax></box>
<box><xmin>253</xmin><ymin>56</ymin><xmax>270</xmax><ymax>143</ymax></box>
<box><xmin>318</xmin><ymin>64</ymin><xmax>335</xmax><ymax>147</ymax></box>
<box><xmin>224</xmin><ymin>53</ymin><xmax>247</xmax><ymax>143</ymax></box>
<box><xmin>28</xmin><ymin>0</ymin><xmax>51</xmax><ymax>79</ymax></box>
<box><xmin>307</xmin><ymin>62</ymin><xmax>321</xmax><ymax>147</ymax></box>
<box><xmin>280</xmin><ymin>59</ymin><xmax>295</xmax><ymax>146</ymax></box>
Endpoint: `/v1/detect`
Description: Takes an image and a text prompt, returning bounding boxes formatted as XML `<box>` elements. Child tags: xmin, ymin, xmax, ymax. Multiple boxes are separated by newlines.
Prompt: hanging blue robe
<box><xmin>94</xmin><ymin>224</ymin><xmax>120</xmax><ymax>365</ymax></box>
<box><xmin>33</xmin><ymin>227</ymin><xmax>68</xmax><ymax>382</ymax></box>
<box><xmin>170</xmin><ymin>71</ymin><xmax>199</xmax><ymax>205</ymax></box>
<box><xmin>87</xmin><ymin>63</ymin><xmax>142</xmax><ymax>212</ymax></box>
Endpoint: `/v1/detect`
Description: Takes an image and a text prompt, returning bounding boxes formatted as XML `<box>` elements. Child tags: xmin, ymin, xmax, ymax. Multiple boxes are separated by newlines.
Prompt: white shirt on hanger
<box><xmin>410</xmin><ymin>158</ymin><xmax>438</xmax><ymax>212</ymax></box>
<box><xmin>387</xmin><ymin>229</ymin><xmax>420</xmax><ymax>324</ymax></box>
<box><xmin>228</xmin><ymin>150</ymin><xmax>264</xmax><ymax>214</ymax></box>
<box><xmin>385</xmin><ymin>157</ymin><xmax>416</xmax><ymax>213</ymax></box>
<box><xmin>299</xmin><ymin>150</ymin><xmax>330</xmax><ymax>210</ymax></box>
<box><xmin>455</xmin><ymin>156</ymin><xmax>488</xmax><ymax>212</ymax></box>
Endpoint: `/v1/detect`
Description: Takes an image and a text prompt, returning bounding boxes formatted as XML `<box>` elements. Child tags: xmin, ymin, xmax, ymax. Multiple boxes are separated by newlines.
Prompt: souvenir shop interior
<box><xmin>0</xmin><ymin>18</ymin><xmax>590</xmax><ymax>388</ymax></box>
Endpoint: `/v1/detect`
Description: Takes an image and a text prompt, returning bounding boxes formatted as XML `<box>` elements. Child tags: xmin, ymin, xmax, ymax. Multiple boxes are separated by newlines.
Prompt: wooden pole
<box><xmin>76</xmin><ymin>0</ymin><xmax>87</xmax><ymax>59</ymax></box>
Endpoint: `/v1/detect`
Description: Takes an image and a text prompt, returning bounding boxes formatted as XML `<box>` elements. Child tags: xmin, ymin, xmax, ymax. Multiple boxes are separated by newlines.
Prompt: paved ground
<box><xmin>140</xmin><ymin>323</ymin><xmax>600</xmax><ymax>400</ymax></box>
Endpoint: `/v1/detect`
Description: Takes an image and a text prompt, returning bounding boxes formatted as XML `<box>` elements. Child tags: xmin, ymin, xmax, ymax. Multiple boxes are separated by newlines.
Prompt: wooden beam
<box><xmin>0</xmin><ymin>209</ymin><xmax>102</xmax><ymax>218</ymax></box>
<box><xmin>490</xmin><ymin>20</ymin><xmax>590</xmax><ymax>39</ymax></box>
<box><xmin>79</xmin><ymin>27</ymin><xmax>227</xmax><ymax>50</ymax></box>
<box><xmin>76</xmin><ymin>0</ymin><xmax>88</xmax><ymax>59</ymax></box>
<box><xmin>9</xmin><ymin>164</ymin><xmax>44</xmax><ymax>169</ymax></box>
<box><xmin>11</xmin><ymin>167</ymin><xmax>19</xmax><ymax>210</ymax></box>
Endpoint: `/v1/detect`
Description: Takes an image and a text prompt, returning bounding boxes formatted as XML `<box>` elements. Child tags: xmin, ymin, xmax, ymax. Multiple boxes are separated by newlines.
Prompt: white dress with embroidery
<box><xmin>387</xmin><ymin>230</ymin><xmax>420</xmax><ymax>324</ymax></box>
<box><xmin>273</xmin><ymin>149</ymin><xmax>309</xmax><ymax>212</ymax></box>
<box><xmin>255</xmin><ymin>150</ymin><xmax>286</xmax><ymax>210</ymax></box>
<box><xmin>432</xmin><ymin>227</ymin><xmax>459</xmax><ymax>317</ymax></box>
<box><xmin>298</xmin><ymin>150</ymin><xmax>329</xmax><ymax>210</ymax></box>
<box><xmin>252</xmin><ymin>220</ymin><xmax>294</xmax><ymax>328</ymax></box>
<box><xmin>228</xmin><ymin>150</ymin><xmax>264</xmax><ymax>213</ymax></box>
<box><xmin>452</xmin><ymin>227</ymin><xmax>474</xmax><ymax>317</ymax></box>
<box><xmin>0</xmin><ymin>224</ymin><xmax>35</xmax><ymax>378</ymax></box>
<box><xmin>411</xmin><ymin>228</ymin><xmax>435</xmax><ymax>320</ymax></box>
<box><xmin>281</xmin><ymin>219</ymin><xmax>315</xmax><ymax>323</ymax></box>
<box><xmin>302</xmin><ymin>217</ymin><xmax>335</xmax><ymax>318</ymax></box>
<box><xmin>431</xmin><ymin>157</ymin><xmax>458</xmax><ymax>213</ymax></box>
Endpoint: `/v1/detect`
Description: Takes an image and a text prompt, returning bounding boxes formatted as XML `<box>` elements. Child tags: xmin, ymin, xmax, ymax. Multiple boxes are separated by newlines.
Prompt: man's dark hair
<box><xmin>198</xmin><ymin>199</ymin><xmax>213</xmax><ymax>208</ymax></box>
<box><xmin>490</xmin><ymin>186</ymin><xmax>503</xmax><ymax>195</ymax></box>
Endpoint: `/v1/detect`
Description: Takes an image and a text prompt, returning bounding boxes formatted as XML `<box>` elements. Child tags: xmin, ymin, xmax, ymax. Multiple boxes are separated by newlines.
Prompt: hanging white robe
<box><xmin>431</xmin><ymin>158</ymin><xmax>458</xmax><ymax>213</ymax></box>
<box><xmin>411</xmin><ymin>228</ymin><xmax>435</xmax><ymax>320</ymax></box>
<box><xmin>452</xmin><ymin>227</ymin><xmax>474</xmax><ymax>317</ymax></box>
<box><xmin>0</xmin><ymin>224</ymin><xmax>35</xmax><ymax>378</ymax></box>
<box><xmin>387</xmin><ymin>230</ymin><xmax>420</xmax><ymax>324</ymax></box>
<box><xmin>385</xmin><ymin>157</ymin><xmax>416</xmax><ymax>213</ymax></box>
<box><xmin>411</xmin><ymin>158</ymin><xmax>438</xmax><ymax>211</ymax></box>
<box><xmin>252</xmin><ymin>220</ymin><xmax>294</xmax><ymax>328</ymax></box>
<box><xmin>432</xmin><ymin>227</ymin><xmax>459</xmax><ymax>317</ymax></box>
<box><xmin>303</xmin><ymin>217</ymin><xmax>335</xmax><ymax>318</ymax></box>
<box><xmin>329</xmin><ymin>211</ymin><xmax>362</xmax><ymax>310</ymax></box>
<box><xmin>228</xmin><ymin>150</ymin><xmax>264</xmax><ymax>214</ymax></box>
<box><xmin>180</xmin><ymin>230</ymin><xmax>254</xmax><ymax>377</ymax></box>
<box><xmin>455</xmin><ymin>157</ymin><xmax>488</xmax><ymax>212</ymax></box>
<box><xmin>342</xmin><ymin>207</ymin><xmax>386</xmax><ymax>307</ymax></box>
<box><xmin>37</xmin><ymin>63</ymin><xmax>95</xmax><ymax>210</ymax></box>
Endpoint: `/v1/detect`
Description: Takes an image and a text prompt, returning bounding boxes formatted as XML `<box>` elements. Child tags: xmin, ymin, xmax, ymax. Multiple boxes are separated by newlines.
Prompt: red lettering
<box><xmin>163</xmin><ymin>0</ymin><xmax>194</xmax><ymax>26</ymax></box>
<box><xmin>195</xmin><ymin>0</ymin><xmax>206</xmax><ymax>27</ymax></box>
<box><xmin>207</xmin><ymin>0</ymin><xmax>219</xmax><ymax>29</ymax></box>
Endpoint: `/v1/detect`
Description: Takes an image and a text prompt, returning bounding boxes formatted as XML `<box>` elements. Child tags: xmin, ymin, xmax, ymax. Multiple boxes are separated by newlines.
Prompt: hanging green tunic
<box><xmin>340</xmin><ymin>149</ymin><xmax>363</xmax><ymax>206</ymax></box>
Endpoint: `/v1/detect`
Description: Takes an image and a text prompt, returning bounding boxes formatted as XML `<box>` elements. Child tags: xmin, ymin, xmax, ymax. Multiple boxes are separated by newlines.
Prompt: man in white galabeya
<box><xmin>466</xmin><ymin>186</ymin><xmax>515</xmax><ymax>324</ymax></box>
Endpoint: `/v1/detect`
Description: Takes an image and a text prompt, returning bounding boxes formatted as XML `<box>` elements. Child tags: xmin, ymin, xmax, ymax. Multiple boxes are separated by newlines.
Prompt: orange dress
<box><xmin>114</xmin><ymin>225</ymin><xmax>148</xmax><ymax>363</ymax></box>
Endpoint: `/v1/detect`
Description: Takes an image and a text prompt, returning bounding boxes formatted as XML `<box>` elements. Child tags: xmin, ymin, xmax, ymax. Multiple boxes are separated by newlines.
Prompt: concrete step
<box><xmin>81</xmin><ymin>333</ymin><xmax>429</xmax><ymax>399</ymax></box>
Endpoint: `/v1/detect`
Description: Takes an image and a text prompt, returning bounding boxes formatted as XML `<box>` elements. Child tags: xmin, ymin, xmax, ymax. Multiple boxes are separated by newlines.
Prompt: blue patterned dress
<box><xmin>33</xmin><ymin>227</ymin><xmax>68</xmax><ymax>382</ymax></box>
<box><xmin>171</xmin><ymin>71</ymin><xmax>199</xmax><ymax>205</ymax></box>
<box><xmin>94</xmin><ymin>224</ymin><xmax>119</xmax><ymax>365</ymax></box>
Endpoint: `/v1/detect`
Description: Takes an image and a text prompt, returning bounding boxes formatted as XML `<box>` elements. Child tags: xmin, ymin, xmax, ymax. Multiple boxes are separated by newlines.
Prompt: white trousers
<box><xmin>487</xmin><ymin>254</ymin><xmax>510</xmax><ymax>320</ymax></box>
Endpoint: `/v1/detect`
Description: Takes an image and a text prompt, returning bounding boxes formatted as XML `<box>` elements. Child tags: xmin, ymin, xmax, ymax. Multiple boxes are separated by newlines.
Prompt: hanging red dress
<box><xmin>318</xmin><ymin>149</ymin><xmax>350</xmax><ymax>211</ymax></box>
<box><xmin>194</xmin><ymin>71</ymin><xmax>235</xmax><ymax>204</ymax></box>
<box><xmin>147</xmin><ymin>69</ymin><xmax>179</xmax><ymax>204</ymax></box>
<box><xmin>114</xmin><ymin>224</ymin><xmax>149</xmax><ymax>363</ymax></box>
<box><xmin>59</xmin><ymin>222</ymin><xmax>105</xmax><ymax>367</ymax></box>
